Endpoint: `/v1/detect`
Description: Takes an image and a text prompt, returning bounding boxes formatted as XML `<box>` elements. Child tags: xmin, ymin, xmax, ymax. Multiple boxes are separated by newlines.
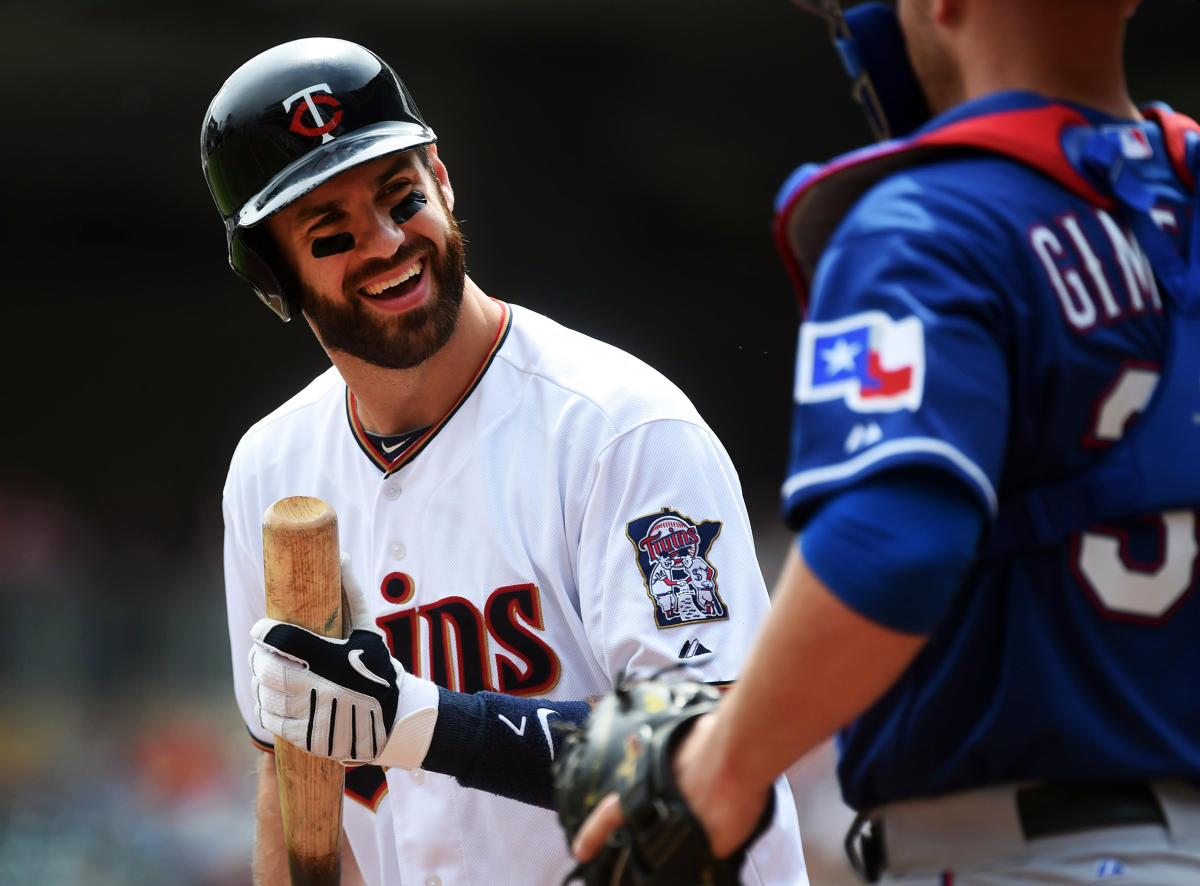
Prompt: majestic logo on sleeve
<box><xmin>627</xmin><ymin>509</ymin><xmax>728</xmax><ymax>629</ymax></box>
<box><xmin>796</xmin><ymin>310</ymin><xmax>924</xmax><ymax>412</ymax></box>
<box><xmin>283</xmin><ymin>83</ymin><xmax>343</xmax><ymax>143</ymax></box>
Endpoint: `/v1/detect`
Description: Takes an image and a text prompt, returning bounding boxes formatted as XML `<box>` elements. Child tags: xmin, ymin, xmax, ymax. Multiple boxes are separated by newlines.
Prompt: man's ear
<box><xmin>427</xmin><ymin>144</ymin><xmax>454</xmax><ymax>212</ymax></box>
<box><xmin>932</xmin><ymin>0</ymin><xmax>963</xmax><ymax>25</ymax></box>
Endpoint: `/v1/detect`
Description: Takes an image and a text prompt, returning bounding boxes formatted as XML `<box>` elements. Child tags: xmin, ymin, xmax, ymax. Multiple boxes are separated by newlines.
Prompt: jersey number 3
<box><xmin>1072</xmin><ymin>364</ymin><xmax>1199</xmax><ymax>622</ymax></box>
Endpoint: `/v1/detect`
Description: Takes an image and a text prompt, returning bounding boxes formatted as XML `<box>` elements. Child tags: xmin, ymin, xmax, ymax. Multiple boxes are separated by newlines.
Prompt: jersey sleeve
<box><xmin>783</xmin><ymin>195</ymin><xmax>1013</xmax><ymax>530</ymax></box>
<box><xmin>574</xmin><ymin>418</ymin><xmax>771</xmax><ymax>686</ymax></box>
<box><xmin>222</xmin><ymin>454</ymin><xmax>275</xmax><ymax>751</ymax></box>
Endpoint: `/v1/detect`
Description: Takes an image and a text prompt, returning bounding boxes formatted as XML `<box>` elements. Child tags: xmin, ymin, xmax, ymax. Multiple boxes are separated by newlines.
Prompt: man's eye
<box><xmin>314</xmin><ymin>208</ymin><xmax>346</xmax><ymax>229</ymax></box>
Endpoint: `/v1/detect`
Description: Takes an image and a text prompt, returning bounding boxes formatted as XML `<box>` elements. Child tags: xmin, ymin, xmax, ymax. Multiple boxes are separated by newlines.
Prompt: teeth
<box><xmin>364</xmin><ymin>260</ymin><xmax>422</xmax><ymax>296</ymax></box>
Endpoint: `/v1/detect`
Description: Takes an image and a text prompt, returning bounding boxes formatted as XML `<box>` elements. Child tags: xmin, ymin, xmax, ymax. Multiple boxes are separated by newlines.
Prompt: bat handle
<box><xmin>263</xmin><ymin>495</ymin><xmax>345</xmax><ymax>886</ymax></box>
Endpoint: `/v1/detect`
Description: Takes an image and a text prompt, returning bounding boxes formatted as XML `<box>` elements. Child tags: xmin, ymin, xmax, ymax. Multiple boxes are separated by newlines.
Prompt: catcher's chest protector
<box><xmin>775</xmin><ymin>101</ymin><xmax>1200</xmax><ymax>552</ymax></box>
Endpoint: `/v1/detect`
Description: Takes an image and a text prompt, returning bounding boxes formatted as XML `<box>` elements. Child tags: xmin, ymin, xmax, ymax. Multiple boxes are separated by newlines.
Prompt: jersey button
<box><xmin>389</xmin><ymin>541</ymin><xmax>407</xmax><ymax>560</ymax></box>
<box><xmin>425</xmin><ymin>877</ymin><xmax>440</xmax><ymax>886</ymax></box>
<box><xmin>410</xmin><ymin>767</ymin><xmax>425</xmax><ymax>785</ymax></box>
<box><xmin>383</xmin><ymin>481</ymin><xmax>402</xmax><ymax>500</ymax></box>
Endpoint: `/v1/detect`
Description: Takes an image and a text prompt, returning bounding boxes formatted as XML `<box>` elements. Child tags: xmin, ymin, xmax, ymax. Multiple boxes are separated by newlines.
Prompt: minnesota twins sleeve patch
<box><xmin>796</xmin><ymin>310</ymin><xmax>925</xmax><ymax>412</ymax></box>
<box><xmin>626</xmin><ymin>509</ymin><xmax>728</xmax><ymax>629</ymax></box>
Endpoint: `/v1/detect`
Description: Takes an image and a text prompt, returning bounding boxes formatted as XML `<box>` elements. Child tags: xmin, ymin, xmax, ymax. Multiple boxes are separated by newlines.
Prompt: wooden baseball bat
<box><xmin>263</xmin><ymin>496</ymin><xmax>344</xmax><ymax>886</ymax></box>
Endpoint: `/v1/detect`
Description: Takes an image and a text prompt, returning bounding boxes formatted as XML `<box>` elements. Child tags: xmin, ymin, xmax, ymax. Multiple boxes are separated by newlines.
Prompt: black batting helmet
<box><xmin>200</xmin><ymin>37</ymin><xmax>437</xmax><ymax>320</ymax></box>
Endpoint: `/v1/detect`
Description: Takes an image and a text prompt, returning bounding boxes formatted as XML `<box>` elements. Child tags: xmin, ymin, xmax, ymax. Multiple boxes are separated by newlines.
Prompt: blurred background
<box><xmin>2</xmin><ymin>0</ymin><xmax>1198</xmax><ymax>882</ymax></box>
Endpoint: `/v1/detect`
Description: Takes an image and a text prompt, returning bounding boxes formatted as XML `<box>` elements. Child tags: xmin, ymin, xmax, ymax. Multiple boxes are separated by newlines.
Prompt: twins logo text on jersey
<box><xmin>335</xmin><ymin>578</ymin><xmax>563</xmax><ymax>813</ymax></box>
<box><xmin>797</xmin><ymin>311</ymin><xmax>925</xmax><ymax>412</ymax></box>
<box><xmin>627</xmin><ymin>509</ymin><xmax>728</xmax><ymax>628</ymax></box>
<box><xmin>376</xmin><ymin>575</ymin><xmax>562</xmax><ymax>696</ymax></box>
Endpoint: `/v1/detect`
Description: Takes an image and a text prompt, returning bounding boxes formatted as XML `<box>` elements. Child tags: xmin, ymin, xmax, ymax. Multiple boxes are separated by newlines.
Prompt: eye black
<box><xmin>312</xmin><ymin>232</ymin><xmax>355</xmax><ymax>258</ymax></box>
<box><xmin>390</xmin><ymin>191</ymin><xmax>428</xmax><ymax>225</ymax></box>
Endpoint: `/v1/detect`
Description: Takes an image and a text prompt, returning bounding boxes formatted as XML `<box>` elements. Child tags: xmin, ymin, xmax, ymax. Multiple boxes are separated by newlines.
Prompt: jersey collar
<box><xmin>345</xmin><ymin>300</ymin><xmax>513</xmax><ymax>475</ymax></box>
<box><xmin>912</xmin><ymin>90</ymin><xmax>1138</xmax><ymax>133</ymax></box>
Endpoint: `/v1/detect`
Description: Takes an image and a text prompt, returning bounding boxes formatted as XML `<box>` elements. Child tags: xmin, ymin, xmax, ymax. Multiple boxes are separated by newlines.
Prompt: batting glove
<box><xmin>249</xmin><ymin>554</ymin><xmax>438</xmax><ymax>767</ymax></box>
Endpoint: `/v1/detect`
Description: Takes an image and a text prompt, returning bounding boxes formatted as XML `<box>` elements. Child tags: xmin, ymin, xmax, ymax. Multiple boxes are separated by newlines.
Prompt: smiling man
<box><xmin>201</xmin><ymin>38</ymin><xmax>807</xmax><ymax>886</ymax></box>
<box><xmin>271</xmin><ymin>151</ymin><xmax>467</xmax><ymax>372</ymax></box>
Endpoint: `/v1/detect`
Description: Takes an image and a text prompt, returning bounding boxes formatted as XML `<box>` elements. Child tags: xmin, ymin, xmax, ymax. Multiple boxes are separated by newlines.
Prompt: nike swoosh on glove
<box><xmin>249</xmin><ymin>553</ymin><xmax>427</xmax><ymax>765</ymax></box>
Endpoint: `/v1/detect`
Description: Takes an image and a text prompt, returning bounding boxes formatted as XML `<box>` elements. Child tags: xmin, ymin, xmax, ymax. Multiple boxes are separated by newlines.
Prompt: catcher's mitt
<box><xmin>552</xmin><ymin>676</ymin><xmax>774</xmax><ymax>886</ymax></box>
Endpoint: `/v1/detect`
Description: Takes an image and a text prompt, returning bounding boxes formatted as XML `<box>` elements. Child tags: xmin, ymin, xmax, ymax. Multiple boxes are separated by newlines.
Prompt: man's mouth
<box><xmin>360</xmin><ymin>260</ymin><xmax>424</xmax><ymax>299</ymax></box>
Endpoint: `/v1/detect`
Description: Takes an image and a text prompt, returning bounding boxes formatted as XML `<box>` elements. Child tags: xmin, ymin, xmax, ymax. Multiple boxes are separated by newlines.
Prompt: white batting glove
<box><xmin>249</xmin><ymin>554</ymin><xmax>438</xmax><ymax>767</ymax></box>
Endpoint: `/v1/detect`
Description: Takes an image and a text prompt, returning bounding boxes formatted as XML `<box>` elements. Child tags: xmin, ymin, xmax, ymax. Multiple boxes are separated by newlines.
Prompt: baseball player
<box><xmin>572</xmin><ymin>0</ymin><xmax>1200</xmax><ymax>883</ymax></box>
<box><xmin>201</xmin><ymin>38</ymin><xmax>807</xmax><ymax>885</ymax></box>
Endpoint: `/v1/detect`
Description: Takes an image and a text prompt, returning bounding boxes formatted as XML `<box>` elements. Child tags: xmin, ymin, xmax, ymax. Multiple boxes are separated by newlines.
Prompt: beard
<box><xmin>298</xmin><ymin>214</ymin><xmax>467</xmax><ymax>370</ymax></box>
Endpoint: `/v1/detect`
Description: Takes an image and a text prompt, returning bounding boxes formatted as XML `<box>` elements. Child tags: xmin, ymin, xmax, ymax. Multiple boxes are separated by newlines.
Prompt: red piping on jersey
<box><xmin>346</xmin><ymin>300</ymin><xmax>513</xmax><ymax>473</ymax></box>
<box><xmin>344</xmin><ymin>764</ymin><xmax>390</xmax><ymax>811</ymax></box>
<box><xmin>772</xmin><ymin>103</ymin><xmax>1199</xmax><ymax>314</ymax></box>
<box><xmin>915</xmin><ymin>105</ymin><xmax>1109</xmax><ymax>203</ymax></box>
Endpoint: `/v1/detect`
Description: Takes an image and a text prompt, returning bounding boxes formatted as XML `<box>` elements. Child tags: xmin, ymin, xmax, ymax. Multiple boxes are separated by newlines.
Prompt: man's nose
<box><xmin>356</xmin><ymin>209</ymin><xmax>406</xmax><ymax>259</ymax></box>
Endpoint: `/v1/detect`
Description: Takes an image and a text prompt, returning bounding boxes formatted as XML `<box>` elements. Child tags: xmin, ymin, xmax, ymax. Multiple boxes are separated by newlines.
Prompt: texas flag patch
<box><xmin>796</xmin><ymin>311</ymin><xmax>925</xmax><ymax>412</ymax></box>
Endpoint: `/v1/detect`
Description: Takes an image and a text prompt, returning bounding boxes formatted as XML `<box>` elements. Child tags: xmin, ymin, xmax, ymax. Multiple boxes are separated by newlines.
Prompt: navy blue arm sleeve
<box><xmin>421</xmin><ymin>688</ymin><xmax>592</xmax><ymax>808</ymax></box>
<box><xmin>800</xmin><ymin>469</ymin><xmax>986</xmax><ymax>634</ymax></box>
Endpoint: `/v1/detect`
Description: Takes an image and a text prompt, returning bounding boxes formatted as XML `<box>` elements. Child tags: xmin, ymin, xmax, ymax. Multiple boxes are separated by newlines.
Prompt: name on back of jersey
<box><xmin>1029</xmin><ymin>206</ymin><xmax>1163</xmax><ymax>331</ymax></box>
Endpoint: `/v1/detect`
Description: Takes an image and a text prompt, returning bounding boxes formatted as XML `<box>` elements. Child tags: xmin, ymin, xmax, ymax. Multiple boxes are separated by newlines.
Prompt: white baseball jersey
<box><xmin>223</xmin><ymin>301</ymin><xmax>808</xmax><ymax>885</ymax></box>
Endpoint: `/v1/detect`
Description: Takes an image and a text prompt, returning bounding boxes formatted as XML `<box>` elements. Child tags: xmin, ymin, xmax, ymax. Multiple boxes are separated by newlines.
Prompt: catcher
<box><xmin>567</xmin><ymin>0</ymin><xmax>1200</xmax><ymax>884</ymax></box>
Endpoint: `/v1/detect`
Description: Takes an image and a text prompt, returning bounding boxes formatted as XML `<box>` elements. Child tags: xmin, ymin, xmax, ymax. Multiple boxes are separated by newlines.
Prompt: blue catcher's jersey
<box><xmin>775</xmin><ymin>92</ymin><xmax>1200</xmax><ymax>811</ymax></box>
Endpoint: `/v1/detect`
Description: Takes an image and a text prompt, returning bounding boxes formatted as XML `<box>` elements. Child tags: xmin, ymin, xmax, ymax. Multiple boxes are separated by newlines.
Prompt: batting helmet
<box><xmin>200</xmin><ymin>37</ymin><xmax>437</xmax><ymax>321</ymax></box>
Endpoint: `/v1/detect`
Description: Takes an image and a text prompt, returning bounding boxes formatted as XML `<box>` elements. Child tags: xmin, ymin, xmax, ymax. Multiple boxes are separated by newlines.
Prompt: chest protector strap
<box><xmin>774</xmin><ymin>103</ymin><xmax>1200</xmax><ymax>553</ymax></box>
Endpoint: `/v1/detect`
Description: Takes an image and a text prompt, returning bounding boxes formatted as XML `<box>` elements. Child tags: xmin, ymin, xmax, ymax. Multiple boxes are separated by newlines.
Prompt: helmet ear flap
<box><xmin>231</xmin><ymin>227</ymin><xmax>293</xmax><ymax>321</ymax></box>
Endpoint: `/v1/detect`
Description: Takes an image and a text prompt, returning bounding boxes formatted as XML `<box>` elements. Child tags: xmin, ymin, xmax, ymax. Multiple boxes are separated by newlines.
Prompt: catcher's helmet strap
<box><xmin>795</xmin><ymin>0</ymin><xmax>931</xmax><ymax>141</ymax></box>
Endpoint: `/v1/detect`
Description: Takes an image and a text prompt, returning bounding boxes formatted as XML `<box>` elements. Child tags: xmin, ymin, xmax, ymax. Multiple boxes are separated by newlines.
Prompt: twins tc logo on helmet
<box><xmin>796</xmin><ymin>310</ymin><xmax>925</xmax><ymax>412</ymax></box>
<box><xmin>284</xmin><ymin>83</ymin><xmax>343</xmax><ymax>143</ymax></box>
<box><xmin>627</xmin><ymin>509</ymin><xmax>728</xmax><ymax>629</ymax></box>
